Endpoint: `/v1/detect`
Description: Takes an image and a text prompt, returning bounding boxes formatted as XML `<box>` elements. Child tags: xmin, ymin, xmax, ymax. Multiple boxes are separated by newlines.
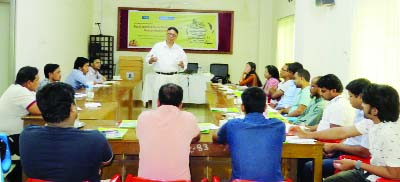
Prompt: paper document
<box><xmin>198</xmin><ymin>123</ymin><xmax>219</xmax><ymax>134</ymax></box>
<box><xmin>98</xmin><ymin>128</ymin><xmax>128</xmax><ymax>139</ymax></box>
<box><xmin>119</xmin><ymin>120</ymin><xmax>138</xmax><ymax>128</ymax></box>
<box><xmin>285</xmin><ymin>136</ymin><xmax>315</xmax><ymax>144</ymax></box>
<box><xmin>85</xmin><ymin>102</ymin><xmax>102</xmax><ymax>108</ymax></box>
<box><xmin>210</xmin><ymin>107</ymin><xmax>240</xmax><ymax>113</ymax></box>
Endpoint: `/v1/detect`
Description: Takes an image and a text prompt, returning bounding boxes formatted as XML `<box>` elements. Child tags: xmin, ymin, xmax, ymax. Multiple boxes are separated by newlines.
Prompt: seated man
<box><xmin>290</xmin><ymin>76</ymin><xmax>326</xmax><ymax>126</ymax></box>
<box><xmin>308</xmin><ymin>74</ymin><xmax>354</xmax><ymax>132</ymax></box>
<box><xmin>20</xmin><ymin>82</ymin><xmax>113</xmax><ymax>181</ymax></box>
<box><xmin>301</xmin><ymin>78</ymin><xmax>372</xmax><ymax>182</ymax></box>
<box><xmin>65</xmin><ymin>57</ymin><xmax>90</xmax><ymax>90</ymax></box>
<box><xmin>290</xmin><ymin>83</ymin><xmax>400</xmax><ymax>181</ymax></box>
<box><xmin>136</xmin><ymin>83</ymin><xmax>200</xmax><ymax>180</ymax></box>
<box><xmin>279</xmin><ymin>69</ymin><xmax>312</xmax><ymax>117</ymax></box>
<box><xmin>271</xmin><ymin>62</ymin><xmax>303</xmax><ymax>109</ymax></box>
<box><xmin>214</xmin><ymin>87</ymin><xmax>286</xmax><ymax>181</ymax></box>
<box><xmin>0</xmin><ymin>66</ymin><xmax>41</xmax><ymax>181</ymax></box>
<box><xmin>87</xmin><ymin>57</ymin><xmax>106</xmax><ymax>83</ymax></box>
<box><xmin>38</xmin><ymin>63</ymin><xmax>61</xmax><ymax>90</ymax></box>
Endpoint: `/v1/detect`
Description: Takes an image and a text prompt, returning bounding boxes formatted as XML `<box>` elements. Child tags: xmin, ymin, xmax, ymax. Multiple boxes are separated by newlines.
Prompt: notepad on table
<box><xmin>119</xmin><ymin>120</ymin><xmax>137</xmax><ymax>128</ymax></box>
<box><xmin>98</xmin><ymin>128</ymin><xmax>128</xmax><ymax>139</ymax></box>
<box><xmin>198</xmin><ymin>123</ymin><xmax>219</xmax><ymax>134</ymax></box>
<box><xmin>210</xmin><ymin>107</ymin><xmax>240</xmax><ymax>113</ymax></box>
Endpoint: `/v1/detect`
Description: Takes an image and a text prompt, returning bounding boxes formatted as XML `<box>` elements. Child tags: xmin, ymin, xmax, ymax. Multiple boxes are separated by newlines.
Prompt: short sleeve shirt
<box><xmin>20</xmin><ymin>126</ymin><xmax>113</xmax><ymax>181</ymax></box>
<box><xmin>217</xmin><ymin>113</ymin><xmax>286</xmax><ymax>181</ymax></box>
<box><xmin>0</xmin><ymin>84</ymin><xmax>36</xmax><ymax>135</ymax></box>
<box><xmin>65</xmin><ymin>69</ymin><xmax>88</xmax><ymax>90</ymax></box>
<box><xmin>136</xmin><ymin>105</ymin><xmax>200</xmax><ymax>180</ymax></box>
<box><xmin>316</xmin><ymin>94</ymin><xmax>355</xmax><ymax>131</ymax></box>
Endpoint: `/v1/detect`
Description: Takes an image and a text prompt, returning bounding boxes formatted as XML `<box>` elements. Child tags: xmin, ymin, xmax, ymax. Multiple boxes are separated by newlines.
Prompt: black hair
<box><xmin>241</xmin><ymin>87</ymin><xmax>266</xmax><ymax>113</ymax></box>
<box><xmin>89</xmin><ymin>56</ymin><xmax>101</xmax><ymax>64</ymax></box>
<box><xmin>36</xmin><ymin>82</ymin><xmax>75</xmax><ymax>123</ymax></box>
<box><xmin>73</xmin><ymin>57</ymin><xmax>89</xmax><ymax>69</ymax></box>
<box><xmin>158</xmin><ymin>83</ymin><xmax>183</xmax><ymax>107</ymax></box>
<box><xmin>167</xmin><ymin>27</ymin><xmax>179</xmax><ymax>34</ymax></box>
<box><xmin>296</xmin><ymin>69</ymin><xmax>310</xmax><ymax>82</ymax></box>
<box><xmin>15</xmin><ymin>66</ymin><xmax>39</xmax><ymax>85</ymax></box>
<box><xmin>362</xmin><ymin>84</ymin><xmax>399</xmax><ymax>122</ymax></box>
<box><xmin>316</xmin><ymin>74</ymin><xmax>343</xmax><ymax>93</ymax></box>
<box><xmin>245</xmin><ymin>62</ymin><xmax>262</xmax><ymax>87</ymax></box>
<box><xmin>287</xmin><ymin>62</ymin><xmax>303</xmax><ymax>74</ymax></box>
<box><xmin>43</xmin><ymin>64</ymin><xmax>60</xmax><ymax>79</ymax></box>
<box><xmin>265</xmin><ymin>65</ymin><xmax>280</xmax><ymax>82</ymax></box>
<box><xmin>345</xmin><ymin>78</ymin><xmax>371</xmax><ymax>96</ymax></box>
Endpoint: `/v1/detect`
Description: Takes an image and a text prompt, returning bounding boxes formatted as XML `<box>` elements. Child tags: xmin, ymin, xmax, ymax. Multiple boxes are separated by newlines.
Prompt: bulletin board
<box><xmin>117</xmin><ymin>7</ymin><xmax>234</xmax><ymax>54</ymax></box>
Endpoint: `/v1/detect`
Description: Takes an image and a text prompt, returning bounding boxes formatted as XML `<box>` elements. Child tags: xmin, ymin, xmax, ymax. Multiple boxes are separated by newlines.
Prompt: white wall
<box><xmin>0</xmin><ymin>2</ymin><xmax>11</xmax><ymax>94</ymax></box>
<box><xmin>92</xmin><ymin>0</ymin><xmax>276</xmax><ymax>83</ymax></box>
<box><xmin>294</xmin><ymin>0</ymin><xmax>355</xmax><ymax>85</ymax></box>
<box><xmin>15</xmin><ymin>0</ymin><xmax>94</xmax><ymax>81</ymax></box>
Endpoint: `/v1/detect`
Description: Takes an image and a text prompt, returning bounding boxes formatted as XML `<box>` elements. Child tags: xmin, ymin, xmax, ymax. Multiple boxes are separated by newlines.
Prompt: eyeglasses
<box><xmin>167</xmin><ymin>33</ymin><xmax>177</xmax><ymax>37</ymax></box>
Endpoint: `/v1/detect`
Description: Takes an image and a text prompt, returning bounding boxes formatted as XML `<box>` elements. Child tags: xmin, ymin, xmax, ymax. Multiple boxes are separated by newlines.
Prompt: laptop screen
<box><xmin>186</xmin><ymin>63</ymin><xmax>198</xmax><ymax>73</ymax></box>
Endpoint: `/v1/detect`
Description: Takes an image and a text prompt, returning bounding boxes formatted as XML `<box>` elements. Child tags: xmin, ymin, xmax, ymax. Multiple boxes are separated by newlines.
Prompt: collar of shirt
<box><xmin>162</xmin><ymin>40</ymin><xmax>177</xmax><ymax>49</ymax></box>
<box><xmin>157</xmin><ymin>104</ymin><xmax>180</xmax><ymax>113</ymax></box>
<box><xmin>327</xmin><ymin>94</ymin><xmax>345</xmax><ymax>105</ymax></box>
<box><xmin>243</xmin><ymin>112</ymin><xmax>267</xmax><ymax>123</ymax></box>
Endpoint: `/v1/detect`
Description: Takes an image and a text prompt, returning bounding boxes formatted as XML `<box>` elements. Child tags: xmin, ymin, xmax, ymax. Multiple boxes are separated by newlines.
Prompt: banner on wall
<box><xmin>127</xmin><ymin>10</ymin><xmax>219</xmax><ymax>50</ymax></box>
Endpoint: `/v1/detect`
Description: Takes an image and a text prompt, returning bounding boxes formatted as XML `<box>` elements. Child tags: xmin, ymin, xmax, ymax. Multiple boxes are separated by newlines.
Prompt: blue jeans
<box><xmin>301</xmin><ymin>158</ymin><xmax>336</xmax><ymax>182</ymax></box>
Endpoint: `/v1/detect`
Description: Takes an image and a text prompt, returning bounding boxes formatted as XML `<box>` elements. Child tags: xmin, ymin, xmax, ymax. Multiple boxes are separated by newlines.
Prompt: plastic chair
<box><xmin>317</xmin><ymin>139</ymin><xmax>343</xmax><ymax>143</ymax></box>
<box><xmin>376</xmin><ymin>178</ymin><xmax>400</xmax><ymax>182</ymax></box>
<box><xmin>26</xmin><ymin>174</ymin><xmax>122</xmax><ymax>182</ymax></box>
<box><xmin>231</xmin><ymin>179</ymin><xmax>292</xmax><ymax>182</ymax></box>
<box><xmin>125</xmin><ymin>174</ymin><xmax>191</xmax><ymax>182</ymax></box>
<box><xmin>0</xmin><ymin>133</ymin><xmax>12</xmax><ymax>182</ymax></box>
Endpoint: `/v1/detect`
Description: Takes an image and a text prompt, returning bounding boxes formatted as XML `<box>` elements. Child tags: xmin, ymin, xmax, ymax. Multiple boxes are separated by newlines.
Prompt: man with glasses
<box><xmin>144</xmin><ymin>27</ymin><xmax>188</xmax><ymax>108</ymax></box>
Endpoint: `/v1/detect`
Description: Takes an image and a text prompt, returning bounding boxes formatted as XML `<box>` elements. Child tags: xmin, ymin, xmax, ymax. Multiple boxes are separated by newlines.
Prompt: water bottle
<box><xmin>86</xmin><ymin>82</ymin><xmax>94</xmax><ymax>101</ymax></box>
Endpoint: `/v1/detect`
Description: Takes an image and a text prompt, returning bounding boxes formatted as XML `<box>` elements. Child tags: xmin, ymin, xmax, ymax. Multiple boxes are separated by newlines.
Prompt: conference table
<box><xmin>22</xmin><ymin>80</ymin><xmax>140</xmax><ymax>124</ymax></box>
<box><xmin>22</xmin><ymin>81</ymin><xmax>323</xmax><ymax>182</ymax></box>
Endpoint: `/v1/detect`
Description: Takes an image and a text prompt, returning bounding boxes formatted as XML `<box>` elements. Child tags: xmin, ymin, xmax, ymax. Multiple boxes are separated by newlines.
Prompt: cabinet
<box><xmin>89</xmin><ymin>35</ymin><xmax>114</xmax><ymax>79</ymax></box>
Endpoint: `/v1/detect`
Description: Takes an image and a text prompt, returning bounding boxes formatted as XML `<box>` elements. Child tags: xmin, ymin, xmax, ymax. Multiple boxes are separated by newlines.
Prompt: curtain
<box><xmin>276</xmin><ymin>15</ymin><xmax>295</xmax><ymax>68</ymax></box>
<box><xmin>351</xmin><ymin>0</ymin><xmax>400</xmax><ymax>91</ymax></box>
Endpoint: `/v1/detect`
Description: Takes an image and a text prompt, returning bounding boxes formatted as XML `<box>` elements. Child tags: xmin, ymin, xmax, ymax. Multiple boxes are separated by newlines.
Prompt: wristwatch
<box><xmin>355</xmin><ymin>160</ymin><xmax>362</xmax><ymax>170</ymax></box>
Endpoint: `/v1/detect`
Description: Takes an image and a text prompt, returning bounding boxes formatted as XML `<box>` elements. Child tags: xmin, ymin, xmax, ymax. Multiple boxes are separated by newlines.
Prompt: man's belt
<box><xmin>156</xmin><ymin>72</ymin><xmax>177</xmax><ymax>75</ymax></box>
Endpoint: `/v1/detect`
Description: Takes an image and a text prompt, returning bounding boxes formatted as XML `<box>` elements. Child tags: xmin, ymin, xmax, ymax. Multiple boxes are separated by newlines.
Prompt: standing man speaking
<box><xmin>145</xmin><ymin>27</ymin><xmax>188</xmax><ymax>108</ymax></box>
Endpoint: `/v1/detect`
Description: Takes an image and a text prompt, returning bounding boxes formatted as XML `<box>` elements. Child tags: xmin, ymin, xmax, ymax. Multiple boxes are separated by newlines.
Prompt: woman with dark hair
<box><xmin>262</xmin><ymin>65</ymin><xmax>280</xmax><ymax>99</ymax></box>
<box><xmin>239</xmin><ymin>62</ymin><xmax>262</xmax><ymax>87</ymax></box>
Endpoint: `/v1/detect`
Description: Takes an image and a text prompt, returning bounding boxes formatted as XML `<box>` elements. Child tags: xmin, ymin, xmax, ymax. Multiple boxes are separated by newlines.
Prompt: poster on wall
<box><xmin>127</xmin><ymin>10</ymin><xmax>219</xmax><ymax>50</ymax></box>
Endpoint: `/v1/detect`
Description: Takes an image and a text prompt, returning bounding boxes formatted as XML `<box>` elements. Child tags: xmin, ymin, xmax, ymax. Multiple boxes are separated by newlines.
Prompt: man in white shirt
<box><xmin>300</xmin><ymin>78</ymin><xmax>372</xmax><ymax>182</ymax></box>
<box><xmin>0</xmin><ymin>66</ymin><xmax>41</xmax><ymax>181</ymax></box>
<box><xmin>290</xmin><ymin>83</ymin><xmax>400</xmax><ymax>181</ymax></box>
<box><xmin>144</xmin><ymin>27</ymin><xmax>188</xmax><ymax>108</ymax></box>
<box><xmin>87</xmin><ymin>57</ymin><xmax>106</xmax><ymax>83</ymax></box>
<box><xmin>308</xmin><ymin>74</ymin><xmax>354</xmax><ymax>132</ymax></box>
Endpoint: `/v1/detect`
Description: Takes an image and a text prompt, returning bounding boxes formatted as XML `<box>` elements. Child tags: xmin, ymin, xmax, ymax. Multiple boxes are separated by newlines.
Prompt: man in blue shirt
<box><xmin>214</xmin><ymin>87</ymin><xmax>286</xmax><ymax>181</ymax></box>
<box><xmin>65</xmin><ymin>57</ymin><xmax>90</xmax><ymax>90</ymax></box>
<box><xmin>20</xmin><ymin>82</ymin><xmax>113</xmax><ymax>181</ymax></box>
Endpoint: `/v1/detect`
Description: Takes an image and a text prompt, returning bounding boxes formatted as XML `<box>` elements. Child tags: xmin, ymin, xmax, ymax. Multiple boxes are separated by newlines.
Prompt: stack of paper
<box><xmin>198</xmin><ymin>123</ymin><xmax>219</xmax><ymax>134</ymax></box>
<box><xmin>285</xmin><ymin>136</ymin><xmax>315</xmax><ymax>144</ymax></box>
<box><xmin>75</xmin><ymin>93</ymin><xmax>87</xmax><ymax>99</ymax></box>
<box><xmin>85</xmin><ymin>102</ymin><xmax>102</xmax><ymax>108</ymax></box>
<box><xmin>119</xmin><ymin>120</ymin><xmax>137</xmax><ymax>128</ymax></box>
<box><xmin>210</xmin><ymin>107</ymin><xmax>240</xmax><ymax>113</ymax></box>
<box><xmin>98</xmin><ymin>128</ymin><xmax>128</xmax><ymax>139</ymax></box>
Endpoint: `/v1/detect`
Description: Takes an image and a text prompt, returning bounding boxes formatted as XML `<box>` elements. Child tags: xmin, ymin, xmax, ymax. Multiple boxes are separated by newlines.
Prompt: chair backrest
<box><xmin>186</xmin><ymin>63</ymin><xmax>199</xmax><ymax>74</ymax></box>
<box><xmin>210</xmin><ymin>64</ymin><xmax>228</xmax><ymax>78</ymax></box>
<box><xmin>125</xmin><ymin>174</ymin><xmax>191</xmax><ymax>182</ymax></box>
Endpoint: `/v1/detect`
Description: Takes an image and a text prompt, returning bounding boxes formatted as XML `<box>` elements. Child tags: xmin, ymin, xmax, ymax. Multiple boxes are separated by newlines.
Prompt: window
<box><xmin>276</xmin><ymin>15</ymin><xmax>295</xmax><ymax>68</ymax></box>
<box><xmin>351</xmin><ymin>0</ymin><xmax>400</xmax><ymax>91</ymax></box>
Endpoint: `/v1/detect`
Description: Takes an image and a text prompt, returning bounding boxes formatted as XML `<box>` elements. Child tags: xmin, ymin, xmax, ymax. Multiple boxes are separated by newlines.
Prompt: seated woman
<box><xmin>239</xmin><ymin>62</ymin><xmax>262</xmax><ymax>87</ymax></box>
<box><xmin>262</xmin><ymin>65</ymin><xmax>280</xmax><ymax>101</ymax></box>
